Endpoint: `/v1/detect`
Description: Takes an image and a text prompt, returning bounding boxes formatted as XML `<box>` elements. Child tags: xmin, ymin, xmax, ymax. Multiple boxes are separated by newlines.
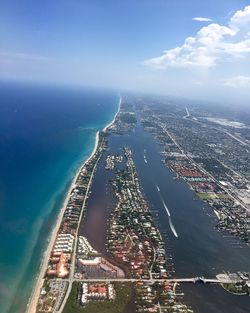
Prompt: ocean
<box><xmin>0</xmin><ymin>81</ymin><xmax>118</xmax><ymax>313</ymax></box>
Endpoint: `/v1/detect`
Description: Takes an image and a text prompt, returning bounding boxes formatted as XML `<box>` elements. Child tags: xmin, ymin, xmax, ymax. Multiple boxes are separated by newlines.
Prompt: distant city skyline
<box><xmin>1</xmin><ymin>0</ymin><xmax>250</xmax><ymax>104</ymax></box>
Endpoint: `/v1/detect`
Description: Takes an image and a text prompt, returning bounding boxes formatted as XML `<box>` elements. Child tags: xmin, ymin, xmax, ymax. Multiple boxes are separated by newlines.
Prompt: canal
<box><xmin>80</xmin><ymin>118</ymin><xmax>250</xmax><ymax>313</ymax></box>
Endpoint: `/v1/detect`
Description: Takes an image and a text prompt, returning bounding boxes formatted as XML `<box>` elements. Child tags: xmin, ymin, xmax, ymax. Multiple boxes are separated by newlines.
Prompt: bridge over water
<box><xmin>74</xmin><ymin>276</ymin><xmax>239</xmax><ymax>284</ymax></box>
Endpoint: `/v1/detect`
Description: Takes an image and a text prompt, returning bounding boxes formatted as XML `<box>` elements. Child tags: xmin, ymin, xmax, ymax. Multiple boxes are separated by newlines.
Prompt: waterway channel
<box><xmin>80</xmin><ymin>118</ymin><xmax>250</xmax><ymax>313</ymax></box>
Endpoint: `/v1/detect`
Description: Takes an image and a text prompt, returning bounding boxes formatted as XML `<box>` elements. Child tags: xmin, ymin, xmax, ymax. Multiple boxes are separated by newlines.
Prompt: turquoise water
<box><xmin>0</xmin><ymin>81</ymin><xmax>118</xmax><ymax>313</ymax></box>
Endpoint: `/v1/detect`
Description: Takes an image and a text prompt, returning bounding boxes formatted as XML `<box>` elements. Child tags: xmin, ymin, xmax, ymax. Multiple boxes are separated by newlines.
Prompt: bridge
<box><xmin>74</xmin><ymin>276</ymin><xmax>237</xmax><ymax>284</ymax></box>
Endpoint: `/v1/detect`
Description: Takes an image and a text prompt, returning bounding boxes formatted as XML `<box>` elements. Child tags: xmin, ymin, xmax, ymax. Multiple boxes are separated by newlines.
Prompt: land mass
<box><xmin>27</xmin><ymin>95</ymin><xmax>250</xmax><ymax>313</ymax></box>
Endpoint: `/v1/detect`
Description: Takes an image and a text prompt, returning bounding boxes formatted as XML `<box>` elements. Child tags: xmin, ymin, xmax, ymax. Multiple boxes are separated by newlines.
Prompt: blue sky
<box><xmin>1</xmin><ymin>0</ymin><xmax>250</xmax><ymax>103</ymax></box>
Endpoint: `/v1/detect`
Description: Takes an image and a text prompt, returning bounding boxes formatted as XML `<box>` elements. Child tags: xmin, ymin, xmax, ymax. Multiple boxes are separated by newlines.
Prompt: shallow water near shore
<box><xmin>0</xmin><ymin>81</ymin><xmax>118</xmax><ymax>313</ymax></box>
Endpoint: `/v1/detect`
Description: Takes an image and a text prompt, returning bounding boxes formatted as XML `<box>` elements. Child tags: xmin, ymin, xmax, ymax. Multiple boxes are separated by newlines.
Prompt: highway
<box><xmin>58</xmin><ymin>144</ymin><xmax>103</xmax><ymax>313</ymax></box>
<box><xmin>183</xmin><ymin>106</ymin><xmax>190</xmax><ymax>119</ymax></box>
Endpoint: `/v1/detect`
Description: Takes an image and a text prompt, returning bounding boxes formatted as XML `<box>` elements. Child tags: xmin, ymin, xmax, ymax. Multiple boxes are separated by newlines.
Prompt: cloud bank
<box><xmin>144</xmin><ymin>5</ymin><xmax>250</xmax><ymax>69</ymax></box>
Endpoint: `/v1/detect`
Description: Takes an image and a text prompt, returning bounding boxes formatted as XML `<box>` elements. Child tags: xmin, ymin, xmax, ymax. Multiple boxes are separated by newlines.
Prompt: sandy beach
<box><xmin>26</xmin><ymin>96</ymin><xmax>121</xmax><ymax>313</ymax></box>
<box><xmin>103</xmin><ymin>95</ymin><xmax>121</xmax><ymax>132</ymax></box>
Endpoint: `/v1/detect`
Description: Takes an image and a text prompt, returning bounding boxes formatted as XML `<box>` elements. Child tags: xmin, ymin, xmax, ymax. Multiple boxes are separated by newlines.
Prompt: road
<box><xmin>55</xmin><ymin>274</ymin><xmax>240</xmax><ymax>311</ymax></box>
<box><xmin>58</xmin><ymin>143</ymin><xmax>103</xmax><ymax>313</ymax></box>
<box><xmin>73</xmin><ymin>276</ymin><xmax>239</xmax><ymax>284</ymax></box>
<box><xmin>160</xmin><ymin>122</ymin><xmax>250</xmax><ymax>213</ymax></box>
<box><xmin>56</xmin><ymin>273</ymin><xmax>244</xmax><ymax>311</ymax></box>
<box><xmin>183</xmin><ymin>106</ymin><xmax>190</xmax><ymax>119</ymax></box>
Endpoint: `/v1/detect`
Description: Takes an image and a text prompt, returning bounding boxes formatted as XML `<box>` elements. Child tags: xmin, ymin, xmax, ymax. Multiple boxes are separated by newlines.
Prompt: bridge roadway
<box><xmin>56</xmin><ymin>276</ymin><xmax>239</xmax><ymax>311</ymax></box>
<box><xmin>73</xmin><ymin>277</ymin><xmax>235</xmax><ymax>284</ymax></box>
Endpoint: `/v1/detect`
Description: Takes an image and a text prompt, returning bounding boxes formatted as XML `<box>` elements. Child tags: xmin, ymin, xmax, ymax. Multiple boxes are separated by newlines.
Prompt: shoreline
<box><xmin>26</xmin><ymin>95</ymin><xmax>121</xmax><ymax>313</ymax></box>
<box><xmin>103</xmin><ymin>94</ymin><xmax>121</xmax><ymax>132</ymax></box>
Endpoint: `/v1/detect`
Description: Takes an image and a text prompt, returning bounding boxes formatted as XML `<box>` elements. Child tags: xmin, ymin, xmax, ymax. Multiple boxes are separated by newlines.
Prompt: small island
<box><xmin>218</xmin><ymin>273</ymin><xmax>250</xmax><ymax>296</ymax></box>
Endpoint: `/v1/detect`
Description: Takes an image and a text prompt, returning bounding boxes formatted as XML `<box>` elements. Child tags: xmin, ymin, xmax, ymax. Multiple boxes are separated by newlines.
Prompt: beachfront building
<box><xmin>80</xmin><ymin>283</ymin><xmax>116</xmax><ymax>306</ymax></box>
<box><xmin>47</xmin><ymin>252</ymin><xmax>70</xmax><ymax>278</ymax></box>
<box><xmin>53</xmin><ymin>233</ymin><xmax>74</xmax><ymax>253</ymax></box>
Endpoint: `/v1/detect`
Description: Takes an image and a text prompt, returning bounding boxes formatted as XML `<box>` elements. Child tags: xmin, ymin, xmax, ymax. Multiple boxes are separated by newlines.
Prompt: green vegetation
<box><xmin>120</xmin><ymin>112</ymin><xmax>137</xmax><ymax>124</ymax></box>
<box><xmin>141</xmin><ymin>120</ymin><xmax>154</xmax><ymax>128</ymax></box>
<box><xmin>222</xmin><ymin>283</ymin><xmax>248</xmax><ymax>295</ymax></box>
<box><xmin>197</xmin><ymin>192</ymin><xmax>230</xmax><ymax>200</ymax></box>
<box><xmin>193</xmin><ymin>158</ymin><xmax>229</xmax><ymax>179</ymax></box>
<box><xmin>197</xmin><ymin>192</ymin><xmax>217</xmax><ymax>200</ymax></box>
<box><xmin>63</xmin><ymin>282</ymin><xmax>132</xmax><ymax>313</ymax></box>
<box><xmin>216</xmin><ymin>193</ymin><xmax>230</xmax><ymax>199</ymax></box>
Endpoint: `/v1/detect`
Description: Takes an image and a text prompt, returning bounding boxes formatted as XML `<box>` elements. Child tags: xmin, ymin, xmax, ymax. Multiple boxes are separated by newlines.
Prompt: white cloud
<box><xmin>144</xmin><ymin>5</ymin><xmax>250</xmax><ymax>69</ymax></box>
<box><xmin>223</xmin><ymin>75</ymin><xmax>250</xmax><ymax>87</ymax></box>
<box><xmin>230</xmin><ymin>5</ymin><xmax>250</xmax><ymax>29</ymax></box>
<box><xmin>192</xmin><ymin>17</ymin><xmax>213</xmax><ymax>22</ymax></box>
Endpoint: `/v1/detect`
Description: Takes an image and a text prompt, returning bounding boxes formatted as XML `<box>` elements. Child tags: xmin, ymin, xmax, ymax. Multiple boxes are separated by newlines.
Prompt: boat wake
<box><xmin>168</xmin><ymin>217</ymin><xmax>178</xmax><ymax>238</ymax></box>
<box><xmin>155</xmin><ymin>183</ymin><xmax>178</xmax><ymax>238</ymax></box>
<box><xmin>161</xmin><ymin>199</ymin><xmax>171</xmax><ymax>217</ymax></box>
<box><xmin>157</xmin><ymin>187</ymin><xmax>171</xmax><ymax>217</ymax></box>
<box><xmin>143</xmin><ymin>149</ymin><xmax>148</xmax><ymax>164</ymax></box>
